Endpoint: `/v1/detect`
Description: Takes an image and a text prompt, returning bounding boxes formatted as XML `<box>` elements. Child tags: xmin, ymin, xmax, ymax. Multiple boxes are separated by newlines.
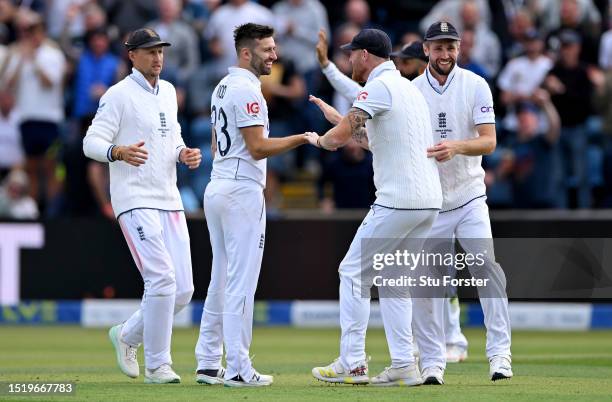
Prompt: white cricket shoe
<box><xmin>370</xmin><ymin>364</ymin><xmax>423</xmax><ymax>387</ymax></box>
<box><xmin>196</xmin><ymin>367</ymin><xmax>226</xmax><ymax>385</ymax></box>
<box><xmin>312</xmin><ymin>358</ymin><xmax>369</xmax><ymax>384</ymax></box>
<box><xmin>144</xmin><ymin>364</ymin><xmax>181</xmax><ymax>384</ymax></box>
<box><xmin>446</xmin><ymin>344</ymin><xmax>468</xmax><ymax>363</ymax></box>
<box><xmin>489</xmin><ymin>355</ymin><xmax>513</xmax><ymax>381</ymax></box>
<box><xmin>422</xmin><ymin>366</ymin><xmax>445</xmax><ymax>385</ymax></box>
<box><xmin>108</xmin><ymin>324</ymin><xmax>139</xmax><ymax>378</ymax></box>
<box><xmin>224</xmin><ymin>371</ymin><xmax>273</xmax><ymax>387</ymax></box>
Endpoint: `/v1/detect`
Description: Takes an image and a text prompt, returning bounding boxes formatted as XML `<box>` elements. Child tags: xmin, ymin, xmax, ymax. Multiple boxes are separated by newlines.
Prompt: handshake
<box><xmin>303</xmin><ymin>94</ymin><xmax>348</xmax><ymax>151</ymax></box>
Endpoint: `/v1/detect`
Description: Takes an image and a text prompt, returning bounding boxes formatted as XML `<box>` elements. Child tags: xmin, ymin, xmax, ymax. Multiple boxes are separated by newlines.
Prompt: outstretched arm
<box><xmin>241</xmin><ymin>125</ymin><xmax>313</xmax><ymax>160</ymax></box>
<box><xmin>316</xmin><ymin>29</ymin><xmax>362</xmax><ymax>100</ymax></box>
<box><xmin>311</xmin><ymin>107</ymin><xmax>369</xmax><ymax>151</ymax></box>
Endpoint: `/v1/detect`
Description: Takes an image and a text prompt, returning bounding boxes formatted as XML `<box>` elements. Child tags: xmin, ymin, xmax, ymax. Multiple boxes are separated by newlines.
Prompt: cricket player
<box><xmin>83</xmin><ymin>28</ymin><xmax>201</xmax><ymax>383</ymax></box>
<box><xmin>310</xmin><ymin>28</ymin><xmax>442</xmax><ymax>386</ymax></box>
<box><xmin>410</xmin><ymin>21</ymin><xmax>512</xmax><ymax>384</ymax></box>
<box><xmin>311</xmin><ymin>22</ymin><xmax>513</xmax><ymax>383</ymax></box>
<box><xmin>194</xmin><ymin>23</ymin><xmax>315</xmax><ymax>387</ymax></box>
<box><xmin>314</xmin><ymin>27</ymin><xmax>470</xmax><ymax>366</ymax></box>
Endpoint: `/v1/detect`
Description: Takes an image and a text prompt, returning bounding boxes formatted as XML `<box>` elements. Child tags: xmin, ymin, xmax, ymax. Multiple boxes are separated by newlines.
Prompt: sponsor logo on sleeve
<box><xmin>357</xmin><ymin>91</ymin><xmax>368</xmax><ymax>101</ymax></box>
<box><xmin>247</xmin><ymin>102</ymin><xmax>260</xmax><ymax>115</ymax></box>
<box><xmin>480</xmin><ymin>106</ymin><xmax>494</xmax><ymax>113</ymax></box>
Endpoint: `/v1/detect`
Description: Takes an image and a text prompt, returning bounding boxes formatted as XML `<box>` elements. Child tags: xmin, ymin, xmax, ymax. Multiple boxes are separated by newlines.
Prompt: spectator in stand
<box><xmin>509</xmin><ymin>91</ymin><xmax>563</xmax><ymax>208</ymax></box>
<box><xmin>185</xmin><ymin>37</ymin><xmax>226</xmax><ymax>203</ymax></box>
<box><xmin>317</xmin><ymin>139</ymin><xmax>374</xmax><ymax>213</ymax></box>
<box><xmin>343</xmin><ymin>0</ymin><xmax>375</xmax><ymax>30</ymax></box>
<box><xmin>497</xmin><ymin>29</ymin><xmax>552</xmax><ymax>130</ymax></box>
<box><xmin>419</xmin><ymin>0</ymin><xmax>491</xmax><ymax>34</ymax></box>
<box><xmin>535</xmin><ymin>0</ymin><xmax>601</xmax><ymax>37</ymax></box>
<box><xmin>0</xmin><ymin>11</ymin><xmax>66</xmax><ymax>215</ymax></box>
<box><xmin>544</xmin><ymin>29</ymin><xmax>599</xmax><ymax>207</ymax></box>
<box><xmin>458</xmin><ymin>28</ymin><xmax>490</xmax><ymax>80</ymax></box>
<box><xmin>101</xmin><ymin>0</ymin><xmax>158</xmax><ymax>38</ymax></box>
<box><xmin>546</xmin><ymin>0</ymin><xmax>601</xmax><ymax>66</ymax></box>
<box><xmin>147</xmin><ymin>0</ymin><xmax>199</xmax><ymax>86</ymax></box>
<box><xmin>58</xmin><ymin>2</ymin><xmax>109</xmax><ymax>64</ymax></box>
<box><xmin>459</xmin><ymin>0</ymin><xmax>501</xmax><ymax>78</ymax></box>
<box><xmin>64</xmin><ymin>27</ymin><xmax>121</xmax><ymax>219</ymax></box>
<box><xmin>0</xmin><ymin>89</ymin><xmax>22</xmax><ymax>180</ymax></box>
<box><xmin>0</xmin><ymin>168</ymin><xmax>39</xmax><ymax>219</ymax></box>
<box><xmin>505</xmin><ymin>7</ymin><xmax>537</xmax><ymax>60</ymax></box>
<box><xmin>204</xmin><ymin>0</ymin><xmax>275</xmax><ymax>69</ymax></box>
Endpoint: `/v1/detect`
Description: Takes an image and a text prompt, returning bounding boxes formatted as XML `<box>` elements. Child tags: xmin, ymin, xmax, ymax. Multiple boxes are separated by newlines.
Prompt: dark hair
<box><xmin>233</xmin><ymin>23</ymin><xmax>274</xmax><ymax>54</ymax></box>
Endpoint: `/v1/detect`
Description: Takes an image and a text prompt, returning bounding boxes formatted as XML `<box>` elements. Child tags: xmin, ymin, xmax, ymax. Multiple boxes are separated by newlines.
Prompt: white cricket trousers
<box><xmin>117</xmin><ymin>209</ymin><xmax>194</xmax><ymax>370</ymax></box>
<box><xmin>412</xmin><ymin>197</ymin><xmax>512</xmax><ymax>370</ymax></box>
<box><xmin>196</xmin><ymin>179</ymin><xmax>266</xmax><ymax>381</ymax></box>
<box><xmin>339</xmin><ymin>205</ymin><xmax>438</xmax><ymax>370</ymax></box>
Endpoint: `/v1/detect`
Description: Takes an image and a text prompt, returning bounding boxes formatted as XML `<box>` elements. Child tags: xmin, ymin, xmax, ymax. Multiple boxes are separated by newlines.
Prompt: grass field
<box><xmin>1</xmin><ymin>326</ymin><xmax>612</xmax><ymax>401</ymax></box>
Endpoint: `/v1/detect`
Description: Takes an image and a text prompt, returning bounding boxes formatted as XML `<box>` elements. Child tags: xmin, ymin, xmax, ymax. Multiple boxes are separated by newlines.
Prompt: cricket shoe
<box><xmin>196</xmin><ymin>367</ymin><xmax>226</xmax><ymax>385</ymax></box>
<box><xmin>224</xmin><ymin>371</ymin><xmax>273</xmax><ymax>387</ymax></box>
<box><xmin>446</xmin><ymin>344</ymin><xmax>468</xmax><ymax>363</ymax></box>
<box><xmin>422</xmin><ymin>366</ymin><xmax>445</xmax><ymax>385</ymax></box>
<box><xmin>370</xmin><ymin>364</ymin><xmax>423</xmax><ymax>387</ymax></box>
<box><xmin>108</xmin><ymin>324</ymin><xmax>139</xmax><ymax>378</ymax></box>
<box><xmin>312</xmin><ymin>358</ymin><xmax>369</xmax><ymax>384</ymax></box>
<box><xmin>489</xmin><ymin>355</ymin><xmax>513</xmax><ymax>381</ymax></box>
<box><xmin>144</xmin><ymin>364</ymin><xmax>181</xmax><ymax>384</ymax></box>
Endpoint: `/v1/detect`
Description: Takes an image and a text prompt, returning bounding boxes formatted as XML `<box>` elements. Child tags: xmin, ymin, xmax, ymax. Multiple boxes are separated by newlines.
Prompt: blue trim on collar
<box><xmin>425</xmin><ymin>65</ymin><xmax>458</xmax><ymax>95</ymax></box>
<box><xmin>129</xmin><ymin>68</ymin><xmax>159</xmax><ymax>95</ymax></box>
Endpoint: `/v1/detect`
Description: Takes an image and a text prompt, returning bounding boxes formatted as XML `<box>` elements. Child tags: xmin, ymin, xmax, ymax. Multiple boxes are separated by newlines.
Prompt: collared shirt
<box><xmin>227</xmin><ymin>66</ymin><xmax>262</xmax><ymax>86</ymax></box>
<box><xmin>129</xmin><ymin>67</ymin><xmax>160</xmax><ymax>95</ymax></box>
<box><xmin>425</xmin><ymin>64</ymin><xmax>458</xmax><ymax>95</ymax></box>
<box><xmin>353</xmin><ymin>61</ymin><xmax>398</xmax><ymax>118</ymax></box>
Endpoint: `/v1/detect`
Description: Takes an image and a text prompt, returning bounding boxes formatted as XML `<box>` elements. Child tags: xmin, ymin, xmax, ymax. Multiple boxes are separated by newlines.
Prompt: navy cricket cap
<box><xmin>125</xmin><ymin>28</ymin><xmax>171</xmax><ymax>51</ymax></box>
<box><xmin>390</xmin><ymin>41</ymin><xmax>428</xmax><ymax>61</ymax></box>
<box><xmin>340</xmin><ymin>28</ymin><xmax>392</xmax><ymax>59</ymax></box>
<box><xmin>424</xmin><ymin>21</ymin><xmax>461</xmax><ymax>41</ymax></box>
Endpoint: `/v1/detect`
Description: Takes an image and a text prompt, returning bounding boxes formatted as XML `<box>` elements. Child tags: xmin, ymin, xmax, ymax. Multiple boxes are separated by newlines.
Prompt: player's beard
<box><xmin>251</xmin><ymin>52</ymin><xmax>272</xmax><ymax>76</ymax></box>
<box><xmin>431</xmin><ymin>58</ymin><xmax>455</xmax><ymax>76</ymax></box>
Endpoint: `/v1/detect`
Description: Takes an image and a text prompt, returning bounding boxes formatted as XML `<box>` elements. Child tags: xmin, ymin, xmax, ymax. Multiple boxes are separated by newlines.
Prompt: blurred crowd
<box><xmin>0</xmin><ymin>0</ymin><xmax>612</xmax><ymax>220</ymax></box>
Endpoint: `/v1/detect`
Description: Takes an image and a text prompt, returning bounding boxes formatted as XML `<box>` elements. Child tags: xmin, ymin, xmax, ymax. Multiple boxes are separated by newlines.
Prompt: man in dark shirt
<box><xmin>511</xmin><ymin>91</ymin><xmax>563</xmax><ymax>208</ymax></box>
<box><xmin>544</xmin><ymin>29</ymin><xmax>597</xmax><ymax>207</ymax></box>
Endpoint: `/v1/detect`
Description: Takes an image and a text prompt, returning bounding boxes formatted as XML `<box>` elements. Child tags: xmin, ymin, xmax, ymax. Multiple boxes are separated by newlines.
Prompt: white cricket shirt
<box><xmin>82</xmin><ymin>68</ymin><xmax>186</xmax><ymax>217</ymax></box>
<box><xmin>413</xmin><ymin>65</ymin><xmax>495</xmax><ymax>211</ymax></box>
<box><xmin>353</xmin><ymin>61</ymin><xmax>442</xmax><ymax>210</ymax></box>
<box><xmin>210</xmin><ymin>67</ymin><xmax>269</xmax><ymax>188</ymax></box>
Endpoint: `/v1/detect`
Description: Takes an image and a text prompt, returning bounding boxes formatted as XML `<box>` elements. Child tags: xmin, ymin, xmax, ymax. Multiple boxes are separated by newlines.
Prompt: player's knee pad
<box><xmin>203</xmin><ymin>291</ymin><xmax>224</xmax><ymax>314</ymax></box>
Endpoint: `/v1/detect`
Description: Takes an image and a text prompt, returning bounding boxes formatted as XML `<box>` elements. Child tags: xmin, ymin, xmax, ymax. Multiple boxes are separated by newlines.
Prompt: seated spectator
<box><xmin>505</xmin><ymin>7</ymin><xmax>536</xmax><ymax>60</ymax></box>
<box><xmin>509</xmin><ymin>91</ymin><xmax>564</xmax><ymax>208</ymax></box>
<box><xmin>0</xmin><ymin>168</ymin><xmax>39</xmax><ymax>219</ymax></box>
<box><xmin>317</xmin><ymin>139</ymin><xmax>374</xmax><ymax>213</ymax></box>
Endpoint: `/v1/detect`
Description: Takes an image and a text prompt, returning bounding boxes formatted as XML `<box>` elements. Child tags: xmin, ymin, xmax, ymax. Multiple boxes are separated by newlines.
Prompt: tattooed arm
<box><xmin>315</xmin><ymin>107</ymin><xmax>370</xmax><ymax>151</ymax></box>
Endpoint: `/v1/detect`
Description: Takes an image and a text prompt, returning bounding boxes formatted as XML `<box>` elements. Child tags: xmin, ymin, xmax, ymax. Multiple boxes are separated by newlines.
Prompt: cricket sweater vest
<box><xmin>83</xmin><ymin>76</ymin><xmax>185</xmax><ymax>217</ymax></box>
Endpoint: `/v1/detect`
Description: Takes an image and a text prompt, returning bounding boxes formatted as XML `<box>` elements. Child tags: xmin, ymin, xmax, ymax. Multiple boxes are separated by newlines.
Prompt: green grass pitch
<box><xmin>1</xmin><ymin>326</ymin><xmax>612</xmax><ymax>401</ymax></box>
